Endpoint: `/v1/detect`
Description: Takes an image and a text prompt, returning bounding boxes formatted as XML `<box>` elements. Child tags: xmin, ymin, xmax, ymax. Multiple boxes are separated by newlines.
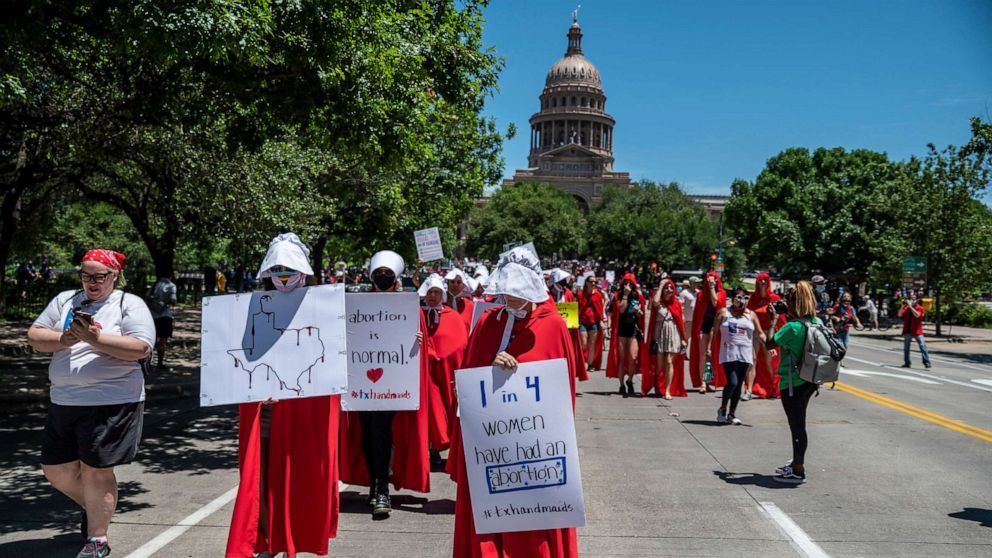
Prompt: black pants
<box><xmin>721</xmin><ymin>361</ymin><xmax>749</xmax><ymax>413</ymax></box>
<box><xmin>780</xmin><ymin>382</ymin><xmax>817</xmax><ymax>466</ymax></box>
<box><xmin>358</xmin><ymin>411</ymin><xmax>395</xmax><ymax>481</ymax></box>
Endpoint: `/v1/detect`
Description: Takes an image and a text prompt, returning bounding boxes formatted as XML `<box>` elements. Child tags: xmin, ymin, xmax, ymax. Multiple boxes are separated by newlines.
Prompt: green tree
<box><xmin>587</xmin><ymin>181</ymin><xmax>723</xmax><ymax>274</ymax></box>
<box><xmin>466</xmin><ymin>183</ymin><xmax>585</xmax><ymax>260</ymax></box>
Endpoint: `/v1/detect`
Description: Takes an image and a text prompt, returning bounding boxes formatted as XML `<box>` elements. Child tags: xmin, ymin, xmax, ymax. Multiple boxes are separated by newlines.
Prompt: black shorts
<box><xmin>700</xmin><ymin>306</ymin><xmax>716</xmax><ymax>335</ymax></box>
<box><xmin>42</xmin><ymin>402</ymin><xmax>144</xmax><ymax>468</ymax></box>
<box><xmin>154</xmin><ymin>316</ymin><xmax>174</xmax><ymax>339</ymax></box>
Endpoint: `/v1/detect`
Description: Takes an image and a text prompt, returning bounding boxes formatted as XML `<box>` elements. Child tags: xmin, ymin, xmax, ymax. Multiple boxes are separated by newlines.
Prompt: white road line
<box><xmin>844</xmin><ymin>356</ymin><xmax>992</xmax><ymax>394</ymax></box>
<box><xmin>124</xmin><ymin>486</ymin><xmax>238</xmax><ymax>558</ymax></box>
<box><xmin>849</xmin><ymin>340</ymin><xmax>992</xmax><ymax>373</ymax></box>
<box><xmin>841</xmin><ymin>369</ymin><xmax>941</xmax><ymax>384</ymax></box>
<box><xmin>759</xmin><ymin>501</ymin><xmax>831</xmax><ymax>558</ymax></box>
<box><xmin>971</xmin><ymin>379</ymin><xmax>992</xmax><ymax>388</ymax></box>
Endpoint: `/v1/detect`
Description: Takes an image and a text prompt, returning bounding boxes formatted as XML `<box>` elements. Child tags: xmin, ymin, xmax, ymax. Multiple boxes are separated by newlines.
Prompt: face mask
<box><xmin>271</xmin><ymin>271</ymin><xmax>304</xmax><ymax>292</ymax></box>
<box><xmin>373</xmin><ymin>273</ymin><xmax>396</xmax><ymax>291</ymax></box>
<box><xmin>733</xmin><ymin>296</ymin><xmax>747</xmax><ymax>307</ymax></box>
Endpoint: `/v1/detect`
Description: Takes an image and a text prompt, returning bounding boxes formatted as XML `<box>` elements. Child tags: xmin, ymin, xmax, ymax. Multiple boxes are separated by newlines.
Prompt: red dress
<box><xmin>338</xmin><ymin>314</ymin><xmax>432</xmax><ymax>493</ymax></box>
<box><xmin>424</xmin><ymin>306</ymin><xmax>468</xmax><ymax>450</ymax></box>
<box><xmin>746</xmin><ymin>273</ymin><xmax>786</xmax><ymax>399</ymax></box>
<box><xmin>557</xmin><ymin>289</ymin><xmax>589</xmax><ymax>382</ymax></box>
<box><xmin>577</xmin><ymin>287</ymin><xmax>605</xmax><ymax>371</ymax></box>
<box><xmin>640</xmin><ymin>279</ymin><xmax>688</xmax><ymax>397</ymax></box>
<box><xmin>225</xmin><ymin>395</ymin><xmax>340</xmax><ymax>557</ymax></box>
<box><xmin>606</xmin><ymin>273</ymin><xmax>646</xmax><ymax>379</ymax></box>
<box><xmin>451</xmin><ymin>295</ymin><xmax>476</xmax><ymax>335</ymax></box>
<box><xmin>448</xmin><ymin>300</ymin><xmax>579</xmax><ymax>558</ymax></box>
<box><xmin>689</xmin><ymin>272</ymin><xmax>727</xmax><ymax>389</ymax></box>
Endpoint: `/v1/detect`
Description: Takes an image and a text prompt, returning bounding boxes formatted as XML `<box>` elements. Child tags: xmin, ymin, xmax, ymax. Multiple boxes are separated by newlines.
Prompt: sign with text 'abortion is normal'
<box><xmin>342</xmin><ymin>292</ymin><xmax>421</xmax><ymax>411</ymax></box>
<box><xmin>455</xmin><ymin>358</ymin><xmax>585</xmax><ymax>534</ymax></box>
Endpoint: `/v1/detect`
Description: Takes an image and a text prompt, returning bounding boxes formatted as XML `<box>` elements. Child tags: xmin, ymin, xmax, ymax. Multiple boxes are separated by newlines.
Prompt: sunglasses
<box><xmin>79</xmin><ymin>271</ymin><xmax>113</xmax><ymax>284</ymax></box>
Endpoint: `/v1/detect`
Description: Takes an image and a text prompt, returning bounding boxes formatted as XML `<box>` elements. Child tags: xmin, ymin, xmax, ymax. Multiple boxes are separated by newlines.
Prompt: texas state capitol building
<box><xmin>501</xmin><ymin>16</ymin><xmax>728</xmax><ymax>216</ymax></box>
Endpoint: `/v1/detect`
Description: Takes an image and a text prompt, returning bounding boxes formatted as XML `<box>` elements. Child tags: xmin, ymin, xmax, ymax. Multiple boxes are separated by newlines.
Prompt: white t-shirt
<box><xmin>679</xmin><ymin>289</ymin><xmax>696</xmax><ymax>320</ymax></box>
<box><xmin>33</xmin><ymin>290</ymin><xmax>155</xmax><ymax>406</ymax></box>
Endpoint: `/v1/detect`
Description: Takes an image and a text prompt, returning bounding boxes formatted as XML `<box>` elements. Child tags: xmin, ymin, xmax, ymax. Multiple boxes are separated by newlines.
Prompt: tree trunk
<box><xmin>934</xmin><ymin>288</ymin><xmax>942</xmax><ymax>337</ymax></box>
<box><xmin>312</xmin><ymin>235</ymin><xmax>327</xmax><ymax>284</ymax></box>
<box><xmin>0</xmin><ymin>186</ymin><xmax>25</xmax><ymax>314</ymax></box>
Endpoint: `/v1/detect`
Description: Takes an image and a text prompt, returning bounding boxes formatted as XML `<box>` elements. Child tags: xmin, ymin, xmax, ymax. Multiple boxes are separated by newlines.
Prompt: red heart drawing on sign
<box><xmin>366</xmin><ymin>368</ymin><xmax>384</xmax><ymax>383</ymax></box>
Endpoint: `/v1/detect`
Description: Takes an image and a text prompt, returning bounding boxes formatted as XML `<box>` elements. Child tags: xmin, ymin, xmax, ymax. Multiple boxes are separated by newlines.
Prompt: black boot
<box><xmin>619</xmin><ymin>382</ymin><xmax>628</xmax><ymax>398</ymax></box>
<box><xmin>626</xmin><ymin>379</ymin><xmax>635</xmax><ymax>397</ymax></box>
<box><xmin>372</xmin><ymin>479</ymin><xmax>391</xmax><ymax>518</ymax></box>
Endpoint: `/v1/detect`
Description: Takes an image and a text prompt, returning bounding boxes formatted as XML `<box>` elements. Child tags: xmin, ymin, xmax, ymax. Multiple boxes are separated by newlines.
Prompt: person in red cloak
<box><xmin>445</xmin><ymin>268</ymin><xmax>476</xmax><ymax>333</ymax></box>
<box><xmin>418</xmin><ymin>273</ymin><xmax>467</xmax><ymax>468</ymax></box>
<box><xmin>745</xmin><ymin>273</ymin><xmax>786</xmax><ymax>399</ymax></box>
<box><xmin>642</xmin><ymin>278</ymin><xmax>688</xmax><ymax>398</ymax></box>
<box><xmin>689</xmin><ymin>271</ymin><xmax>727</xmax><ymax>394</ymax></box>
<box><xmin>448</xmin><ymin>246</ymin><xmax>579</xmax><ymax>558</ymax></box>
<box><xmin>226</xmin><ymin>233</ymin><xmax>340</xmax><ymax>558</ymax></box>
<box><xmin>577</xmin><ymin>276</ymin><xmax>606</xmax><ymax>372</ymax></box>
<box><xmin>606</xmin><ymin>273</ymin><xmax>645</xmax><ymax>397</ymax></box>
<box><xmin>549</xmin><ymin>268</ymin><xmax>589</xmax><ymax>382</ymax></box>
<box><xmin>338</xmin><ymin>250</ymin><xmax>431</xmax><ymax>519</ymax></box>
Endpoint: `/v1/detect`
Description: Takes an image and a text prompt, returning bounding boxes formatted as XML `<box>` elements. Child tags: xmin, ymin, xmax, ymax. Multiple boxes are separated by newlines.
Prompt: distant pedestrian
<box><xmin>859</xmin><ymin>296</ymin><xmax>879</xmax><ymax>330</ymax></box>
<box><xmin>147</xmin><ymin>276</ymin><xmax>177</xmax><ymax>369</ymax></box>
<box><xmin>577</xmin><ymin>276</ymin><xmax>606</xmax><ymax>371</ymax></box>
<box><xmin>27</xmin><ymin>249</ymin><xmax>154</xmax><ymax>558</ymax></box>
<box><xmin>765</xmin><ymin>281</ymin><xmax>820</xmax><ymax>484</ymax></box>
<box><xmin>899</xmin><ymin>294</ymin><xmax>932</xmax><ymax>369</ymax></box>
<box><xmin>713</xmin><ymin>291</ymin><xmax>765</xmax><ymax>424</ymax></box>
<box><xmin>607</xmin><ymin>274</ymin><xmax>645</xmax><ymax>398</ymax></box>
<box><xmin>679</xmin><ymin>277</ymin><xmax>698</xmax><ymax>353</ymax></box>
<box><xmin>830</xmin><ymin>292</ymin><xmax>861</xmax><ymax>350</ymax></box>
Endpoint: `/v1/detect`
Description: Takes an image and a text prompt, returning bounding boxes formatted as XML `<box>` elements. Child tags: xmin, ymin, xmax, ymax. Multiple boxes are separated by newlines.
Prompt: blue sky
<box><xmin>481</xmin><ymin>0</ymin><xmax>992</xmax><ymax>195</ymax></box>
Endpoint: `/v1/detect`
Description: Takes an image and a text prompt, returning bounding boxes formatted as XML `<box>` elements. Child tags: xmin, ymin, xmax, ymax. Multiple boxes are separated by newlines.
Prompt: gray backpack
<box><xmin>787</xmin><ymin>319</ymin><xmax>846</xmax><ymax>393</ymax></box>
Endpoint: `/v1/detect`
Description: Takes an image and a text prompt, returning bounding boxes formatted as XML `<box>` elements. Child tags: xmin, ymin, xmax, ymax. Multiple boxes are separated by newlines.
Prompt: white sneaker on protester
<box><xmin>728</xmin><ymin>414</ymin><xmax>742</xmax><ymax>425</ymax></box>
<box><xmin>773</xmin><ymin>465</ymin><xmax>806</xmax><ymax>484</ymax></box>
<box><xmin>717</xmin><ymin>408</ymin><xmax>728</xmax><ymax>424</ymax></box>
<box><xmin>741</xmin><ymin>391</ymin><xmax>752</xmax><ymax>401</ymax></box>
<box><xmin>775</xmin><ymin>459</ymin><xmax>793</xmax><ymax>474</ymax></box>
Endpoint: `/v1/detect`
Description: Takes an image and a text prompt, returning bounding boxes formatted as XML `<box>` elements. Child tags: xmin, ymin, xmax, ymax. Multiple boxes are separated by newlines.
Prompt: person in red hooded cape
<box><xmin>641</xmin><ymin>278</ymin><xmax>688</xmax><ymax>398</ymax></box>
<box><xmin>338</xmin><ymin>250</ymin><xmax>431</xmax><ymax>519</ymax></box>
<box><xmin>746</xmin><ymin>273</ymin><xmax>787</xmax><ymax>399</ymax></box>
<box><xmin>606</xmin><ymin>273</ymin><xmax>646</xmax><ymax>397</ymax></box>
<box><xmin>226</xmin><ymin>233</ymin><xmax>340</xmax><ymax>558</ymax></box>
<box><xmin>445</xmin><ymin>268</ymin><xmax>476</xmax><ymax>334</ymax></box>
<box><xmin>418</xmin><ymin>273</ymin><xmax>468</xmax><ymax>464</ymax></box>
<box><xmin>577</xmin><ymin>276</ymin><xmax>606</xmax><ymax>372</ymax></box>
<box><xmin>550</xmin><ymin>268</ymin><xmax>589</xmax><ymax>383</ymax></box>
<box><xmin>448</xmin><ymin>246</ymin><xmax>579</xmax><ymax>558</ymax></box>
<box><xmin>689</xmin><ymin>271</ymin><xmax>727</xmax><ymax>394</ymax></box>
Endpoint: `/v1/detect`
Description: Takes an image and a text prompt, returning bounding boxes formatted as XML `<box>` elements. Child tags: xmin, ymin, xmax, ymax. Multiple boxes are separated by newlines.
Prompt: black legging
<box><xmin>358</xmin><ymin>410</ymin><xmax>395</xmax><ymax>481</ymax></box>
<box><xmin>781</xmin><ymin>382</ymin><xmax>817</xmax><ymax>466</ymax></box>
<box><xmin>721</xmin><ymin>361</ymin><xmax>749</xmax><ymax>414</ymax></box>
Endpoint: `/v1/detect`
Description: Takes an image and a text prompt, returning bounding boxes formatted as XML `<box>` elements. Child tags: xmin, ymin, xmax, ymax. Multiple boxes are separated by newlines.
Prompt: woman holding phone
<box><xmin>28</xmin><ymin>249</ymin><xmax>155</xmax><ymax>558</ymax></box>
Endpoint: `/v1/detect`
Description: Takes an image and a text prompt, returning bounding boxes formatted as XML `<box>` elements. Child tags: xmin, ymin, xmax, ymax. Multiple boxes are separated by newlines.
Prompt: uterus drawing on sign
<box><xmin>226</xmin><ymin>294</ymin><xmax>327</xmax><ymax>397</ymax></box>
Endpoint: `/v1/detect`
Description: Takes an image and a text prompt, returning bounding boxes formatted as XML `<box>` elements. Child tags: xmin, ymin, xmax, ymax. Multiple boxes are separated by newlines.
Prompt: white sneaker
<box><xmin>728</xmin><ymin>414</ymin><xmax>742</xmax><ymax>425</ymax></box>
<box><xmin>741</xmin><ymin>391</ymin><xmax>752</xmax><ymax>401</ymax></box>
<box><xmin>773</xmin><ymin>465</ymin><xmax>806</xmax><ymax>484</ymax></box>
<box><xmin>717</xmin><ymin>408</ymin><xmax>728</xmax><ymax>424</ymax></box>
<box><xmin>775</xmin><ymin>459</ymin><xmax>793</xmax><ymax>474</ymax></box>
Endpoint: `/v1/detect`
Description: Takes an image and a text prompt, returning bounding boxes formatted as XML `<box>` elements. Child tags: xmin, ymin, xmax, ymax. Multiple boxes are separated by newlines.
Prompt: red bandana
<box><xmin>82</xmin><ymin>249</ymin><xmax>126</xmax><ymax>271</ymax></box>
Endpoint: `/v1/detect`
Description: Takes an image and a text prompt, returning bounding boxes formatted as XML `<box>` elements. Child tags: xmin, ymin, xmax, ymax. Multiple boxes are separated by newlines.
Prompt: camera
<box><xmin>769</xmin><ymin>300</ymin><xmax>787</xmax><ymax>314</ymax></box>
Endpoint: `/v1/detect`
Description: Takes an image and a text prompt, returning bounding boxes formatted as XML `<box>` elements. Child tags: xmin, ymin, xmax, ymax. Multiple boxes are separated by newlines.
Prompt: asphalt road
<box><xmin>1</xmin><ymin>332</ymin><xmax>989</xmax><ymax>557</ymax></box>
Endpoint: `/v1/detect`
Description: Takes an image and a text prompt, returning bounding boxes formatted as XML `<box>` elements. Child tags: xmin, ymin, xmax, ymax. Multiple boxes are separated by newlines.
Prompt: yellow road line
<box><xmin>834</xmin><ymin>382</ymin><xmax>992</xmax><ymax>443</ymax></box>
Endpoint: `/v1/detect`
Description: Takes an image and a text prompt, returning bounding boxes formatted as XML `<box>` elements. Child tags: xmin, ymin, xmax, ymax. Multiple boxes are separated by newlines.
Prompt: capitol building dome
<box><xmin>506</xmin><ymin>14</ymin><xmax>631</xmax><ymax>213</ymax></box>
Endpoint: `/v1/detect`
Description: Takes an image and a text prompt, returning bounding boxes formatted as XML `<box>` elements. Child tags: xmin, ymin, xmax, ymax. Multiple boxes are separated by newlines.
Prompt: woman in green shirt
<box><xmin>765</xmin><ymin>280</ymin><xmax>819</xmax><ymax>484</ymax></box>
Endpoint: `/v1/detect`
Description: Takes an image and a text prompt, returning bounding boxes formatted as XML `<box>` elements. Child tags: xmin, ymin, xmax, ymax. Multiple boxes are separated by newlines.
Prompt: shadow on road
<box><xmin>712</xmin><ymin>470</ymin><xmax>801</xmax><ymax>489</ymax></box>
<box><xmin>0</xmin><ymin>531</ymin><xmax>81</xmax><ymax>557</ymax></box>
<box><xmin>339</xmin><ymin>491</ymin><xmax>455</xmax><ymax>516</ymax></box>
<box><xmin>948</xmin><ymin>507</ymin><xmax>992</xmax><ymax>528</ymax></box>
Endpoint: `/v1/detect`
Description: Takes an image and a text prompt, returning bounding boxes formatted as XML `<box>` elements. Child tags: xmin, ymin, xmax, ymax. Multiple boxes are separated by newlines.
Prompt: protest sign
<box><xmin>414</xmin><ymin>227</ymin><xmax>444</xmax><ymax>261</ymax></box>
<box><xmin>455</xmin><ymin>358</ymin><xmax>585</xmax><ymax>534</ymax></box>
<box><xmin>342</xmin><ymin>292</ymin><xmax>422</xmax><ymax>411</ymax></box>
<box><xmin>469</xmin><ymin>300</ymin><xmax>502</xmax><ymax>334</ymax></box>
<box><xmin>556</xmin><ymin>302</ymin><xmax>579</xmax><ymax>329</ymax></box>
<box><xmin>200</xmin><ymin>285</ymin><xmax>348</xmax><ymax>407</ymax></box>
<box><xmin>605</xmin><ymin>270</ymin><xmax>615</xmax><ymax>284</ymax></box>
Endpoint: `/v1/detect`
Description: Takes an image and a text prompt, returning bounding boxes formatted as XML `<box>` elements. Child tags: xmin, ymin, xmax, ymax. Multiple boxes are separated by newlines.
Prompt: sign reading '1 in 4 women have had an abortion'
<box><xmin>455</xmin><ymin>358</ymin><xmax>585</xmax><ymax>534</ymax></box>
<box><xmin>342</xmin><ymin>292</ymin><xmax>421</xmax><ymax>411</ymax></box>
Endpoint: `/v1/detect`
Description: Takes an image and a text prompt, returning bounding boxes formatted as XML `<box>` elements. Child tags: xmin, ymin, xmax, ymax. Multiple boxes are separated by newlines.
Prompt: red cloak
<box><xmin>606</xmin><ymin>273</ymin><xmax>646</xmax><ymax>379</ymax></box>
<box><xmin>640</xmin><ymin>279</ymin><xmax>688</xmax><ymax>397</ymax></box>
<box><xmin>424</xmin><ymin>305</ymin><xmax>468</xmax><ymax>450</ymax></box>
<box><xmin>225</xmin><ymin>395</ymin><xmax>340</xmax><ymax>557</ymax></box>
<box><xmin>689</xmin><ymin>271</ymin><xmax>727</xmax><ymax>389</ymax></box>
<box><xmin>451</xmin><ymin>295</ymin><xmax>476</xmax><ymax>334</ymax></box>
<box><xmin>554</xmin><ymin>290</ymin><xmax>589</xmax><ymax>382</ymax></box>
<box><xmin>746</xmin><ymin>273</ymin><xmax>786</xmax><ymax>399</ymax></box>
<box><xmin>338</xmin><ymin>314</ymin><xmax>431</xmax><ymax>493</ymax></box>
<box><xmin>577</xmin><ymin>286</ymin><xmax>606</xmax><ymax>371</ymax></box>
<box><xmin>448</xmin><ymin>300</ymin><xmax>579</xmax><ymax>558</ymax></box>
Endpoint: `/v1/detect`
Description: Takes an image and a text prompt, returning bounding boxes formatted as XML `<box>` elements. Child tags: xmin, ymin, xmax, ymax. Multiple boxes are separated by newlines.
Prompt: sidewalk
<box><xmin>0</xmin><ymin>309</ymin><xmax>203</xmax><ymax>413</ymax></box>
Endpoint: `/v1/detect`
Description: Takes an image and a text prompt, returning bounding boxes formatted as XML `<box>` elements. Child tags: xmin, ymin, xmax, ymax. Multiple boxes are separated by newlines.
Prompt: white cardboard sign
<box><xmin>455</xmin><ymin>358</ymin><xmax>585</xmax><ymax>534</ymax></box>
<box><xmin>469</xmin><ymin>300</ymin><xmax>502</xmax><ymax>334</ymax></box>
<box><xmin>605</xmin><ymin>270</ymin><xmax>615</xmax><ymax>284</ymax></box>
<box><xmin>414</xmin><ymin>227</ymin><xmax>444</xmax><ymax>261</ymax></box>
<box><xmin>199</xmin><ymin>285</ymin><xmax>348</xmax><ymax>407</ymax></box>
<box><xmin>342</xmin><ymin>292</ymin><xmax>422</xmax><ymax>411</ymax></box>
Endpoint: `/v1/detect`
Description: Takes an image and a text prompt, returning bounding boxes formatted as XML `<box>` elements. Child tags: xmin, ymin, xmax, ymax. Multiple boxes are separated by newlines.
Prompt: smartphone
<box><xmin>74</xmin><ymin>311</ymin><xmax>94</xmax><ymax>325</ymax></box>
